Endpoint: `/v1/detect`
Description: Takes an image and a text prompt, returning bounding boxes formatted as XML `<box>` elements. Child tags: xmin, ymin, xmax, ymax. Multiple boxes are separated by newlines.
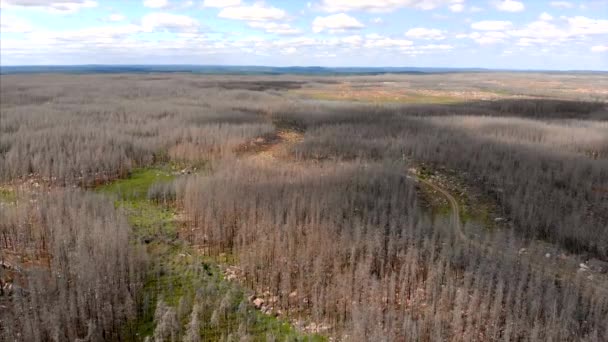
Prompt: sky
<box><xmin>0</xmin><ymin>0</ymin><xmax>607</xmax><ymax>70</ymax></box>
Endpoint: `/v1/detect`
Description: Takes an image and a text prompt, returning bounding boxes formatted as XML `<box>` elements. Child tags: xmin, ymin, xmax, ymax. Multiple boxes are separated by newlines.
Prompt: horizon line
<box><xmin>1</xmin><ymin>64</ymin><xmax>607</xmax><ymax>73</ymax></box>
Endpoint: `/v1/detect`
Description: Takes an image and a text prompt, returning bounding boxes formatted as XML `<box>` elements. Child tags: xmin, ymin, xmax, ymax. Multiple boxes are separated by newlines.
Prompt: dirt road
<box><xmin>416</xmin><ymin>176</ymin><xmax>467</xmax><ymax>241</ymax></box>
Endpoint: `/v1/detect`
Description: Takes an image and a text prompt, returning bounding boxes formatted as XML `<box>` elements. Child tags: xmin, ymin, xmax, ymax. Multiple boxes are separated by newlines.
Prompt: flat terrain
<box><xmin>1</xmin><ymin>72</ymin><xmax>607</xmax><ymax>341</ymax></box>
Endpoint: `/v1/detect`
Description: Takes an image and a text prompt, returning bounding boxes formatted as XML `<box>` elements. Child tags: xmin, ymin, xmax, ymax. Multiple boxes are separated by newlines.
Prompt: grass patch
<box><xmin>125</xmin><ymin>242</ymin><xmax>325</xmax><ymax>341</ymax></box>
<box><xmin>99</xmin><ymin>166</ymin><xmax>324</xmax><ymax>341</ymax></box>
<box><xmin>120</xmin><ymin>199</ymin><xmax>177</xmax><ymax>243</ymax></box>
<box><xmin>97</xmin><ymin>167</ymin><xmax>174</xmax><ymax>200</ymax></box>
<box><xmin>0</xmin><ymin>187</ymin><xmax>17</xmax><ymax>204</ymax></box>
<box><xmin>459</xmin><ymin>196</ymin><xmax>497</xmax><ymax>228</ymax></box>
<box><xmin>133</xmin><ymin>247</ymin><xmax>326</xmax><ymax>341</ymax></box>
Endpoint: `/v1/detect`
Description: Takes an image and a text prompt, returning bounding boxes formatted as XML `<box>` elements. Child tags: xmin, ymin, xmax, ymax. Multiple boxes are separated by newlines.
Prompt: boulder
<box><xmin>253</xmin><ymin>298</ymin><xmax>264</xmax><ymax>309</ymax></box>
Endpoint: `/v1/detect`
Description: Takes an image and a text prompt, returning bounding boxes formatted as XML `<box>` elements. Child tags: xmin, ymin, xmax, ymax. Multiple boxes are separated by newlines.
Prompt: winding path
<box><xmin>415</xmin><ymin>176</ymin><xmax>467</xmax><ymax>242</ymax></box>
<box><xmin>412</xmin><ymin>172</ymin><xmax>608</xmax><ymax>296</ymax></box>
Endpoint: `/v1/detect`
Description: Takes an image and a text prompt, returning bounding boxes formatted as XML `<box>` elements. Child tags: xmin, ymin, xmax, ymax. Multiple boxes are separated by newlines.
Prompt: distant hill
<box><xmin>0</xmin><ymin>65</ymin><xmax>493</xmax><ymax>75</ymax></box>
<box><xmin>1</xmin><ymin>65</ymin><xmax>605</xmax><ymax>75</ymax></box>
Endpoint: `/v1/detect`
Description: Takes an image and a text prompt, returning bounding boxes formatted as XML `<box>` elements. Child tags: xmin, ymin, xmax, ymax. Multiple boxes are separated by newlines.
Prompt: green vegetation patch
<box><xmin>98</xmin><ymin>166</ymin><xmax>322</xmax><ymax>341</ymax></box>
<box><xmin>97</xmin><ymin>167</ymin><xmax>174</xmax><ymax>200</ymax></box>
<box><xmin>415</xmin><ymin>165</ymin><xmax>500</xmax><ymax>230</ymax></box>
<box><xmin>120</xmin><ymin>199</ymin><xmax>177</xmax><ymax>243</ymax></box>
<box><xmin>126</xmin><ymin>245</ymin><xmax>324</xmax><ymax>341</ymax></box>
<box><xmin>0</xmin><ymin>187</ymin><xmax>17</xmax><ymax>204</ymax></box>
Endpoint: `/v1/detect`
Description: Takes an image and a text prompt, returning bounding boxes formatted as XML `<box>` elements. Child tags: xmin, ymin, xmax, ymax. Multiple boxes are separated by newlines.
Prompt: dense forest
<box><xmin>1</xmin><ymin>73</ymin><xmax>607</xmax><ymax>341</ymax></box>
<box><xmin>1</xmin><ymin>190</ymin><xmax>147</xmax><ymax>340</ymax></box>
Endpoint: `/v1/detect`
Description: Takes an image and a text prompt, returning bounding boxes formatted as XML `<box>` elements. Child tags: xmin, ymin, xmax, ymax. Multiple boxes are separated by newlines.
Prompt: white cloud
<box><xmin>517</xmin><ymin>37</ymin><xmax>549</xmax><ymax>46</ymax></box>
<box><xmin>405</xmin><ymin>27</ymin><xmax>446</xmax><ymax>40</ymax></box>
<box><xmin>218</xmin><ymin>3</ymin><xmax>287</xmax><ymax>21</ymax></box>
<box><xmin>316</xmin><ymin>0</ymin><xmax>458</xmax><ymax>12</ymax></box>
<box><xmin>365</xmin><ymin>38</ymin><xmax>413</xmax><ymax>48</ymax></box>
<box><xmin>0</xmin><ymin>0</ymin><xmax>97</xmax><ymax>13</ymax></box>
<box><xmin>108</xmin><ymin>13</ymin><xmax>126</xmax><ymax>22</ymax></box>
<box><xmin>279</xmin><ymin>37</ymin><xmax>317</xmax><ymax>47</ymax></box>
<box><xmin>550</xmin><ymin>1</ymin><xmax>574</xmax><ymax>8</ymax></box>
<box><xmin>479</xmin><ymin>32</ymin><xmax>509</xmax><ymax>45</ymax></box>
<box><xmin>591</xmin><ymin>45</ymin><xmax>608</xmax><ymax>52</ymax></box>
<box><xmin>143</xmin><ymin>0</ymin><xmax>169</xmax><ymax>9</ymax></box>
<box><xmin>341</xmin><ymin>35</ymin><xmax>363</xmax><ymax>45</ymax></box>
<box><xmin>72</xmin><ymin>25</ymin><xmax>141</xmax><ymax>39</ymax></box>
<box><xmin>471</xmin><ymin>20</ymin><xmax>512</xmax><ymax>31</ymax></box>
<box><xmin>203</xmin><ymin>0</ymin><xmax>240</xmax><ymax>8</ymax></box>
<box><xmin>474</xmin><ymin>32</ymin><xmax>507</xmax><ymax>45</ymax></box>
<box><xmin>363</xmin><ymin>34</ymin><xmax>413</xmax><ymax>48</ymax></box>
<box><xmin>449</xmin><ymin>2</ymin><xmax>464</xmax><ymax>12</ymax></box>
<box><xmin>248</xmin><ymin>22</ymin><xmax>301</xmax><ymax>35</ymax></box>
<box><xmin>3</xmin><ymin>1</ymin><xmax>605</xmax><ymax>68</ymax></box>
<box><xmin>312</xmin><ymin>13</ymin><xmax>364</xmax><ymax>33</ymax></box>
<box><xmin>1</xmin><ymin>23</ymin><xmax>221</xmax><ymax>64</ymax></box>
<box><xmin>495</xmin><ymin>0</ymin><xmax>524</xmax><ymax>12</ymax></box>
<box><xmin>508</xmin><ymin>20</ymin><xmax>565</xmax><ymax>40</ymax></box>
<box><xmin>352</xmin><ymin>35</ymin><xmax>451</xmax><ymax>56</ymax></box>
<box><xmin>503</xmin><ymin>15</ymin><xmax>608</xmax><ymax>51</ymax></box>
<box><xmin>465</xmin><ymin>31</ymin><xmax>509</xmax><ymax>44</ymax></box>
<box><xmin>281</xmin><ymin>47</ymin><xmax>297</xmax><ymax>54</ymax></box>
<box><xmin>141</xmin><ymin>13</ymin><xmax>199</xmax><ymax>32</ymax></box>
<box><xmin>469</xmin><ymin>6</ymin><xmax>483</xmax><ymax>12</ymax></box>
<box><xmin>568</xmin><ymin>16</ymin><xmax>608</xmax><ymax>35</ymax></box>
<box><xmin>18</xmin><ymin>24</ymin><xmax>142</xmax><ymax>49</ymax></box>
<box><xmin>418</xmin><ymin>43</ymin><xmax>452</xmax><ymax>50</ymax></box>
<box><xmin>314</xmin><ymin>52</ymin><xmax>337</xmax><ymax>58</ymax></box>
<box><xmin>0</xmin><ymin>14</ymin><xmax>33</xmax><ymax>32</ymax></box>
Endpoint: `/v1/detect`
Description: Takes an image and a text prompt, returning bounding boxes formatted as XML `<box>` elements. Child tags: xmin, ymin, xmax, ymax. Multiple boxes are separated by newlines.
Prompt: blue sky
<box><xmin>1</xmin><ymin>0</ymin><xmax>607</xmax><ymax>69</ymax></box>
